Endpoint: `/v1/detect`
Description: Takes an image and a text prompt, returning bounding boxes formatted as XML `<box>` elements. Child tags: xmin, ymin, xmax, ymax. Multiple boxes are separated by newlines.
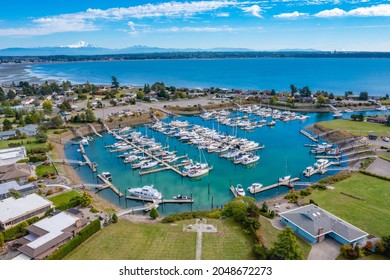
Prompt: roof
<box><xmin>0</xmin><ymin>163</ymin><xmax>32</xmax><ymax>182</ymax></box>
<box><xmin>0</xmin><ymin>193</ymin><xmax>52</xmax><ymax>223</ymax></box>
<box><xmin>0</xmin><ymin>181</ymin><xmax>37</xmax><ymax>196</ymax></box>
<box><xmin>0</xmin><ymin>147</ymin><xmax>28</xmax><ymax>166</ymax></box>
<box><xmin>280</xmin><ymin>204</ymin><xmax>368</xmax><ymax>243</ymax></box>
<box><xmin>16</xmin><ymin>124</ymin><xmax>38</xmax><ymax>134</ymax></box>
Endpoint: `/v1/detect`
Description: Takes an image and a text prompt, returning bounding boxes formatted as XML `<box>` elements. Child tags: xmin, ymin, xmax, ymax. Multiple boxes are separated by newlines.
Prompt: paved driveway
<box><xmin>366</xmin><ymin>158</ymin><xmax>390</xmax><ymax>178</ymax></box>
<box><xmin>308</xmin><ymin>238</ymin><xmax>341</xmax><ymax>260</ymax></box>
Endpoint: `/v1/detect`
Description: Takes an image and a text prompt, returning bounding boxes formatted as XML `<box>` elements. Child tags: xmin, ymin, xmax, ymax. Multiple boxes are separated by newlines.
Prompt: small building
<box><xmin>16</xmin><ymin>124</ymin><xmax>38</xmax><ymax>136</ymax></box>
<box><xmin>280</xmin><ymin>204</ymin><xmax>368</xmax><ymax>245</ymax></box>
<box><xmin>366</xmin><ymin>116</ymin><xmax>388</xmax><ymax>125</ymax></box>
<box><xmin>17</xmin><ymin>211</ymin><xmax>89</xmax><ymax>260</ymax></box>
<box><xmin>0</xmin><ymin>130</ymin><xmax>16</xmax><ymax>140</ymax></box>
<box><xmin>0</xmin><ymin>163</ymin><xmax>33</xmax><ymax>183</ymax></box>
<box><xmin>0</xmin><ymin>193</ymin><xmax>53</xmax><ymax>230</ymax></box>
<box><xmin>0</xmin><ymin>180</ymin><xmax>38</xmax><ymax>200</ymax></box>
<box><xmin>0</xmin><ymin>147</ymin><xmax>28</xmax><ymax>166</ymax></box>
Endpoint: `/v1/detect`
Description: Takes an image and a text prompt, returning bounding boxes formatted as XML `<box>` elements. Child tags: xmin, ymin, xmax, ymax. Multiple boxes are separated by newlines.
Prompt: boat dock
<box><xmin>300</xmin><ymin>130</ymin><xmax>318</xmax><ymax>142</ymax></box>
<box><xmin>88</xmin><ymin>124</ymin><xmax>102</xmax><ymax>138</ymax></box>
<box><xmin>125</xmin><ymin>196</ymin><xmax>194</xmax><ymax>204</ymax></box>
<box><xmin>229</xmin><ymin>185</ymin><xmax>239</xmax><ymax>198</ymax></box>
<box><xmin>138</xmin><ymin>162</ymin><xmax>187</xmax><ymax>176</ymax></box>
<box><xmin>96</xmin><ymin>174</ymin><xmax>124</xmax><ymax>197</ymax></box>
<box><xmin>248</xmin><ymin>177</ymin><xmax>300</xmax><ymax>195</ymax></box>
<box><xmin>118</xmin><ymin>203</ymin><xmax>159</xmax><ymax>216</ymax></box>
<box><xmin>79</xmin><ymin>143</ymin><xmax>96</xmax><ymax>172</ymax></box>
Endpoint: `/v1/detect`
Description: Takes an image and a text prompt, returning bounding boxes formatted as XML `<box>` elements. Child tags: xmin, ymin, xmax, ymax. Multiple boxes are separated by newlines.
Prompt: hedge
<box><xmin>2</xmin><ymin>217</ymin><xmax>41</xmax><ymax>242</ymax></box>
<box><xmin>359</xmin><ymin>170</ymin><xmax>390</xmax><ymax>182</ymax></box>
<box><xmin>46</xmin><ymin>219</ymin><xmax>101</xmax><ymax>260</ymax></box>
<box><xmin>56</xmin><ymin>199</ymin><xmax>81</xmax><ymax>211</ymax></box>
<box><xmin>161</xmin><ymin>210</ymin><xmax>218</xmax><ymax>223</ymax></box>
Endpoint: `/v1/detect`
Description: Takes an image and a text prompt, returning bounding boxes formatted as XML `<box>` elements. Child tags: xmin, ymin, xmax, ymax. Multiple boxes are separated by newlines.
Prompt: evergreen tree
<box><xmin>112</xmin><ymin>213</ymin><xmax>118</xmax><ymax>223</ymax></box>
<box><xmin>270</xmin><ymin>227</ymin><xmax>303</xmax><ymax>260</ymax></box>
<box><xmin>2</xmin><ymin>119</ymin><xmax>13</xmax><ymax>131</ymax></box>
<box><xmin>111</xmin><ymin>76</ymin><xmax>120</xmax><ymax>88</ymax></box>
<box><xmin>149</xmin><ymin>207</ymin><xmax>159</xmax><ymax>219</ymax></box>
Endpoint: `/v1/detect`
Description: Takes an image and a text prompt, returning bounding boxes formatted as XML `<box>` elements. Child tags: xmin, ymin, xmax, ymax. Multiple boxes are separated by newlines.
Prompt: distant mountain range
<box><xmin>0</xmin><ymin>41</ymin><xmax>259</xmax><ymax>56</ymax></box>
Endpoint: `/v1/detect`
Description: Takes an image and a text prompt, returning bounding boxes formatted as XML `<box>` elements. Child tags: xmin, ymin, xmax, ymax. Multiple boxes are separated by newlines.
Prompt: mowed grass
<box><xmin>379</xmin><ymin>153</ymin><xmax>390</xmax><ymax>161</ymax></box>
<box><xmin>201</xmin><ymin>218</ymin><xmax>255</xmax><ymax>260</ymax></box>
<box><xmin>0</xmin><ymin>137</ymin><xmax>47</xmax><ymax>150</ymax></box>
<box><xmin>317</xmin><ymin>119</ymin><xmax>390</xmax><ymax>137</ymax></box>
<box><xmin>307</xmin><ymin>173</ymin><xmax>390</xmax><ymax>237</ymax></box>
<box><xmin>49</xmin><ymin>190</ymin><xmax>81</xmax><ymax>207</ymax></box>
<box><xmin>258</xmin><ymin>216</ymin><xmax>312</xmax><ymax>260</ymax></box>
<box><xmin>65</xmin><ymin>220</ymin><xmax>197</xmax><ymax>260</ymax></box>
<box><xmin>35</xmin><ymin>164</ymin><xmax>56</xmax><ymax>177</ymax></box>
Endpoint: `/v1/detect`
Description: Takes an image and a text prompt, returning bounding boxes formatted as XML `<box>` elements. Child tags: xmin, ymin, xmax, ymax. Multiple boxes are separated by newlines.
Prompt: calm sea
<box><xmin>64</xmin><ymin>109</ymin><xmax>389</xmax><ymax>215</ymax></box>
<box><xmin>23</xmin><ymin>58</ymin><xmax>390</xmax><ymax>96</ymax></box>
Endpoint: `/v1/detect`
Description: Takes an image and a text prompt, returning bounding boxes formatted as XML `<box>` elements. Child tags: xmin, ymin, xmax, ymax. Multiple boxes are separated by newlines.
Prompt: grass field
<box><xmin>317</xmin><ymin>119</ymin><xmax>390</xmax><ymax>137</ymax></box>
<box><xmin>35</xmin><ymin>164</ymin><xmax>56</xmax><ymax>177</ymax></box>
<box><xmin>49</xmin><ymin>190</ymin><xmax>81</xmax><ymax>207</ymax></box>
<box><xmin>0</xmin><ymin>137</ymin><xmax>47</xmax><ymax>150</ymax></box>
<box><xmin>65</xmin><ymin>220</ymin><xmax>197</xmax><ymax>260</ymax></box>
<box><xmin>379</xmin><ymin>153</ymin><xmax>390</xmax><ymax>161</ymax></box>
<box><xmin>258</xmin><ymin>216</ymin><xmax>312</xmax><ymax>259</ymax></box>
<box><xmin>307</xmin><ymin>173</ymin><xmax>390</xmax><ymax>237</ymax></box>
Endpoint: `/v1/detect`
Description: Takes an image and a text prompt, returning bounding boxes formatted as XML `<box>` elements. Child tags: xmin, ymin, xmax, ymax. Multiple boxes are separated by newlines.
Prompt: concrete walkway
<box><xmin>366</xmin><ymin>158</ymin><xmax>390</xmax><ymax>178</ymax></box>
<box><xmin>183</xmin><ymin>219</ymin><xmax>217</xmax><ymax>260</ymax></box>
<box><xmin>308</xmin><ymin>238</ymin><xmax>341</xmax><ymax>260</ymax></box>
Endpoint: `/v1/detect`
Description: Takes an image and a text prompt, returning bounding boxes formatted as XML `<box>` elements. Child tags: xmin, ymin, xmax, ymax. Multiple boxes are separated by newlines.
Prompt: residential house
<box><xmin>280</xmin><ymin>204</ymin><xmax>368</xmax><ymax>245</ymax></box>
<box><xmin>17</xmin><ymin>211</ymin><xmax>89</xmax><ymax>260</ymax></box>
<box><xmin>0</xmin><ymin>163</ymin><xmax>33</xmax><ymax>183</ymax></box>
<box><xmin>0</xmin><ymin>193</ymin><xmax>53</xmax><ymax>230</ymax></box>
<box><xmin>0</xmin><ymin>147</ymin><xmax>28</xmax><ymax>166</ymax></box>
<box><xmin>0</xmin><ymin>180</ymin><xmax>38</xmax><ymax>200</ymax></box>
<box><xmin>0</xmin><ymin>130</ymin><xmax>16</xmax><ymax>140</ymax></box>
<box><xmin>16</xmin><ymin>124</ymin><xmax>38</xmax><ymax>137</ymax></box>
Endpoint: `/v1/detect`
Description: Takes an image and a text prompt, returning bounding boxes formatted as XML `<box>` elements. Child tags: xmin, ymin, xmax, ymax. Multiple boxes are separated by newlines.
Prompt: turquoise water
<box><xmin>28</xmin><ymin>58</ymin><xmax>390</xmax><ymax>96</ymax></box>
<box><xmin>64</xmin><ymin>109</ymin><xmax>389</xmax><ymax>215</ymax></box>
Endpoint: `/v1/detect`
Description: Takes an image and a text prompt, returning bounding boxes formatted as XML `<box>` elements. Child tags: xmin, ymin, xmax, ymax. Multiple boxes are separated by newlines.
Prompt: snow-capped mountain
<box><xmin>61</xmin><ymin>41</ymin><xmax>97</xmax><ymax>48</ymax></box>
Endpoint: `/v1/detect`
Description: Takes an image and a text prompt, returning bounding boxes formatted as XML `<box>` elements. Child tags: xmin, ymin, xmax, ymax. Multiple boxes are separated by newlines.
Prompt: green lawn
<box><xmin>379</xmin><ymin>153</ymin><xmax>390</xmax><ymax>161</ymax></box>
<box><xmin>0</xmin><ymin>138</ymin><xmax>47</xmax><ymax>150</ymax></box>
<box><xmin>380</xmin><ymin>99</ymin><xmax>390</xmax><ymax>105</ymax></box>
<box><xmin>258</xmin><ymin>216</ymin><xmax>312</xmax><ymax>260</ymax></box>
<box><xmin>307</xmin><ymin>173</ymin><xmax>390</xmax><ymax>237</ymax></box>
<box><xmin>49</xmin><ymin>190</ymin><xmax>81</xmax><ymax>207</ymax></box>
<box><xmin>201</xmin><ymin>218</ymin><xmax>255</xmax><ymax>260</ymax></box>
<box><xmin>65</xmin><ymin>220</ymin><xmax>197</xmax><ymax>260</ymax></box>
<box><xmin>317</xmin><ymin>119</ymin><xmax>390</xmax><ymax>137</ymax></box>
<box><xmin>35</xmin><ymin>164</ymin><xmax>56</xmax><ymax>178</ymax></box>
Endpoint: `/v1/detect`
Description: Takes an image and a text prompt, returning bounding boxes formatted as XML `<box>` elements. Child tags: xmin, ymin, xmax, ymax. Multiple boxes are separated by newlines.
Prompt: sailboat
<box><xmin>185</xmin><ymin>148</ymin><xmax>212</xmax><ymax>178</ymax></box>
<box><xmin>279</xmin><ymin>157</ymin><xmax>291</xmax><ymax>182</ymax></box>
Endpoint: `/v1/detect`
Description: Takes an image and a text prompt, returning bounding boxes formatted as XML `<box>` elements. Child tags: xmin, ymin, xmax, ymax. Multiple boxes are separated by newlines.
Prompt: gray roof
<box><xmin>0</xmin><ymin>180</ymin><xmax>37</xmax><ymax>196</ymax></box>
<box><xmin>280</xmin><ymin>204</ymin><xmax>368</xmax><ymax>243</ymax></box>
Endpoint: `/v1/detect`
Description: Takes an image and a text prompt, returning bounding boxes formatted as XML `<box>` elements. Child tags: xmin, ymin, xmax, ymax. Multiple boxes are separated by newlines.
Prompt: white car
<box><xmin>383</xmin><ymin>137</ymin><xmax>389</xmax><ymax>142</ymax></box>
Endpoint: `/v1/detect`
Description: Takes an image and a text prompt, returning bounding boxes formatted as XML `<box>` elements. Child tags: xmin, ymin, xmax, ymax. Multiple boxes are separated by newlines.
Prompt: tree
<box><xmin>8</xmin><ymin>189</ymin><xmax>23</xmax><ymax>199</ymax></box>
<box><xmin>387</xmin><ymin>115</ymin><xmax>390</xmax><ymax>126</ymax></box>
<box><xmin>359</xmin><ymin>91</ymin><xmax>368</xmax><ymax>101</ymax></box>
<box><xmin>112</xmin><ymin>213</ymin><xmax>118</xmax><ymax>223</ymax></box>
<box><xmin>290</xmin><ymin>84</ymin><xmax>297</xmax><ymax>95</ymax></box>
<box><xmin>0</xmin><ymin>232</ymin><xmax>4</xmax><ymax>247</ymax></box>
<box><xmin>316</xmin><ymin>95</ymin><xmax>327</xmax><ymax>106</ymax></box>
<box><xmin>149</xmin><ymin>207</ymin><xmax>159</xmax><ymax>219</ymax></box>
<box><xmin>261</xmin><ymin>201</ymin><xmax>269</xmax><ymax>212</ymax></box>
<box><xmin>36</xmin><ymin>125</ymin><xmax>48</xmax><ymax>143</ymax></box>
<box><xmin>2</xmin><ymin>119</ymin><xmax>13</xmax><ymax>131</ymax></box>
<box><xmin>80</xmin><ymin>191</ymin><xmax>92</xmax><ymax>207</ymax></box>
<box><xmin>299</xmin><ymin>86</ymin><xmax>311</xmax><ymax>97</ymax></box>
<box><xmin>111</xmin><ymin>76</ymin><xmax>120</xmax><ymax>89</ymax></box>
<box><xmin>223</xmin><ymin>196</ymin><xmax>260</xmax><ymax>223</ymax></box>
<box><xmin>7</xmin><ymin>89</ymin><xmax>16</xmax><ymax>100</ymax></box>
<box><xmin>0</xmin><ymin>88</ymin><xmax>6</xmax><ymax>102</ymax></box>
<box><xmin>329</xmin><ymin>93</ymin><xmax>335</xmax><ymax>99</ymax></box>
<box><xmin>143</xmin><ymin>84</ymin><xmax>151</xmax><ymax>94</ymax></box>
<box><xmin>345</xmin><ymin>91</ymin><xmax>353</xmax><ymax>98</ymax></box>
<box><xmin>58</xmin><ymin>100</ymin><xmax>72</xmax><ymax>112</ymax></box>
<box><xmin>42</xmin><ymin>100</ymin><xmax>53</xmax><ymax>114</ymax></box>
<box><xmin>270</xmin><ymin>227</ymin><xmax>303</xmax><ymax>260</ymax></box>
<box><xmin>85</xmin><ymin>109</ymin><xmax>96</xmax><ymax>123</ymax></box>
<box><xmin>252</xmin><ymin>244</ymin><xmax>269</xmax><ymax>260</ymax></box>
<box><xmin>382</xmin><ymin>235</ymin><xmax>390</xmax><ymax>257</ymax></box>
<box><xmin>136</xmin><ymin>91</ymin><xmax>144</xmax><ymax>100</ymax></box>
<box><xmin>51</xmin><ymin>115</ymin><xmax>64</xmax><ymax>128</ymax></box>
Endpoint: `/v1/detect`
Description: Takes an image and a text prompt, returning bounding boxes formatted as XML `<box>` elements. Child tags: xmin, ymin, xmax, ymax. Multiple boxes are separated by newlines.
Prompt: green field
<box><xmin>317</xmin><ymin>119</ymin><xmax>390</xmax><ymax>137</ymax></box>
<box><xmin>258</xmin><ymin>216</ymin><xmax>312</xmax><ymax>259</ymax></box>
<box><xmin>49</xmin><ymin>190</ymin><xmax>81</xmax><ymax>207</ymax></box>
<box><xmin>0</xmin><ymin>138</ymin><xmax>47</xmax><ymax>150</ymax></box>
<box><xmin>307</xmin><ymin>173</ymin><xmax>390</xmax><ymax>237</ymax></box>
<box><xmin>201</xmin><ymin>218</ymin><xmax>255</xmax><ymax>260</ymax></box>
<box><xmin>379</xmin><ymin>153</ymin><xmax>390</xmax><ymax>161</ymax></box>
<box><xmin>65</xmin><ymin>220</ymin><xmax>197</xmax><ymax>260</ymax></box>
<box><xmin>35</xmin><ymin>164</ymin><xmax>56</xmax><ymax>178</ymax></box>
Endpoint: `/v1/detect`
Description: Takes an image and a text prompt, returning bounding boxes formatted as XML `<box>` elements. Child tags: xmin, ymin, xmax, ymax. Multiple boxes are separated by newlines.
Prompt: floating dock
<box><xmin>125</xmin><ymin>196</ymin><xmax>193</xmax><ymax>204</ymax></box>
<box><xmin>300</xmin><ymin>130</ymin><xmax>318</xmax><ymax>142</ymax></box>
<box><xmin>79</xmin><ymin>143</ymin><xmax>96</xmax><ymax>172</ymax></box>
<box><xmin>248</xmin><ymin>177</ymin><xmax>300</xmax><ymax>195</ymax></box>
<box><xmin>97</xmin><ymin>174</ymin><xmax>124</xmax><ymax>197</ymax></box>
<box><xmin>88</xmin><ymin>124</ymin><xmax>102</xmax><ymax>138</ymax></box>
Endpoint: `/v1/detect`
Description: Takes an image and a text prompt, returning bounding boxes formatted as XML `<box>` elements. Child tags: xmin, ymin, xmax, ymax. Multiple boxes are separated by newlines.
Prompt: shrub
<box><xmin>0</xmin><ymin>233</ymin><xmax>4</xmax><ymax>247</ymax></box>
<box><xmin>311</xmin><ymin>183</ymin><xmax>327</xmax><ymax>190</ymax></box>
<box><xmin>252</xmin><ymin>244</ymin><xmax>269</xmax><ymax>260</ymax></box>
<box><xmin>309</xmin><ymin>199</ymin><xmax>318</xmax><ymax>206</ymax></box>
<box><xmin>284</xmin><ymin>190</ymin><xmax>299</xmax><ymax>203</ymax></box>
<box><xmin>340</xmin><ymin>244</ymin><xmax>358</xmax><ymax>259</ymax></box>
<box><xmin>319</xmin><ymin>172</ymin><xmax>352</xmax><ymax>184</ymax></box>
<box><xmin>111</xmin><ymin>213</ymin><xmax>118</xmax><ymax>223</ymax></box>
<box><xmin>300</xmin><ymin>188</ymin><xmax>312</xmax><ymax>196</ymax></box>
<box><xmin>90</xmin><ymin>207</ymin><xmax>99</xmax><ymax>214</ymax></box>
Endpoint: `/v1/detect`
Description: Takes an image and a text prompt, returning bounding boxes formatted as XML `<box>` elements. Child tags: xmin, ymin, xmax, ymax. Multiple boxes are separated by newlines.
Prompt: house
<box><xmin>0</xmin><ymin>180</ymin><xmax>38</xmax><ymax>200</ymax></box>
<box><xmin>0</xmin><ymin>163</ymin><xmax>33</xmax><ymax>183</ymax></box>
<box><xmin>280</xmin><ymin>204</ymin><xmax>368</xmax><ymax>245</ymax></box>
<box><xmin>17</xmin><ymin>211</ymin><xmax>89</xmax><ymax>260</ymax></box>
<box><xmin>0</xmin><ymin>193</ymin><xmax>53</xmax><ymax>230</ymax></box>
<box><xmin>0</xmin><ymin>147</ymin><xmax>28</xmax><ymax>166</ymax></box>
<box><xmin>16</xmin><ymin>124</ymin><xmax>38</xmax><ymax>137</ymax></box>
<box><xmin>0</xmin><ymin>130</ymin><xmax>16</xmax><ymax>140</ymax></box>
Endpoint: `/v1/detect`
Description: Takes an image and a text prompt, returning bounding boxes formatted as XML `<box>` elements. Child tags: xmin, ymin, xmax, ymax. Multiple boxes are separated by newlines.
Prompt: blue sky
<box><xmin>1</xmin><ymin>0</ymin><xmax>390</xmax><ymax>51</ymax></box>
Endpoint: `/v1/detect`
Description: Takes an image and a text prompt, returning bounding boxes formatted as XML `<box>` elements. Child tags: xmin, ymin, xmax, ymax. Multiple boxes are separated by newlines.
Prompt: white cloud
<box><xmin>274</xmin><ymin>11</ymin><xmax>309</xmax><ymax>19</ymax></box>
<box><xmin>216</xmin><ymin>12</ymin><xmax>230</xmax><ymax>17</ymax></box>
<box><xmin>315</xmin><ymin>4</ymin><xmax>390</xmax><ymax>18</ymax></box>
<box><xmin>242</xmin><ymin>5</ymin><xmax>263</xmax><ymax>18</ymax></box>
<box><xmin>139</xmin><ymin>25</ymin><xmax>262</xmax><ymax>33</ymax></box>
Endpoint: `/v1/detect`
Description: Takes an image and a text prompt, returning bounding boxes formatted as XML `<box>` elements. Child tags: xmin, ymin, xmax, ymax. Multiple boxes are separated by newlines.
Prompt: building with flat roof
<box><xmin>0</xmin><ymin>193</ymin><xmax>53</xmax><ymax>230</ymax></box>
<box><xmin>280</xmin><ymin>204</ymin><xmax>368</xmax><ymax>245</ymax></box>
<box><xmin>0</xmin><ymin>180</ymin><xmax>38</xmax><ymax>200</ymax></box>
<box><xmin>0</xmin><ymin>146</ymin><xmax>27</xmax><ymax>166</ymax></box>
<box><xmin>17</xmin><ymin>211</ymin><xmax>89</xmax><ymax>259</ymax></box>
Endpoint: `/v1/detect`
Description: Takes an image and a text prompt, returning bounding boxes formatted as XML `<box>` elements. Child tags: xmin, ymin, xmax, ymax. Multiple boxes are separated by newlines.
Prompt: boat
<box><xmin>101</xmin><ymin>172</ymin><xmax>112</xmax><ymax>181</ymax></box>
<box><xmin>128</xmin><ymin>185</ymin><xmax>163</xmax><ymax>200</ymax></box>
<box><xmin>279</xmin><ymin>175</ymin><xmax>291</xmax><ymax>182</ymax></box>
<box><xmin>247</xmin><ymin>183</ymin><xmax>263</xmax><ymax>193</ymax></box>
<box><xmin>241</xmin><ymin>154</ymin><xmax>260</xmax><ymax>165</ymax></box>
<box><xmin>187</xmin><ymin>167</ymin><xmax>210</xmax><ymax>178</ymax></box>
<box><xmin>140</xmin><ymin>161</ymin><xmax>158</xmax><ymax>169</ymax></box>
<box><xmin>92</xmin><ymin>162</ymin><xmax>98</xmax><ymax>168</ymax></box>
<box><xmin>333</xmin><ymin>111</ymin><xmax>343</xmax><ymax>119</ymax></box>
<box><xmin>80</xmin><ymin>138</ymin><xmax>89</xmax><ymax>146</ymax></box>
<box><xmin>173</xmin><ymin>194</ymin><xmax>189</xmax><ymax>200</ymax></box>
<box><xmin>314</xmin><ymin>159</ymin><xmax>329</xmax><ymax>169</ymax></box>
<box><xmin>235</xmin><ymin>184</ymin><xmax>246</xmax><ymax>196</ymax></box>
<box><xmin>303</xmin><ymin>166</ymin><xmax>315</xmax><ymax>177</ymax></box>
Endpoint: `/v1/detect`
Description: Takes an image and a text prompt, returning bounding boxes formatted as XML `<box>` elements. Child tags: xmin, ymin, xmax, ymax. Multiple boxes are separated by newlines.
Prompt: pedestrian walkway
<box><xmin>183</xmin><ymin>219</ymin><xmax>217</xmax><ymax>260</ymax></box>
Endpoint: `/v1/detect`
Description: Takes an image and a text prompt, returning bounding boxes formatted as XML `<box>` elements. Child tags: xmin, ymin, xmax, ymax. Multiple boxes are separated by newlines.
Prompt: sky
<box><xmin>1</xmin><ymin>0</ymin><xmax>390</xmax><ymax>51</ymax></box>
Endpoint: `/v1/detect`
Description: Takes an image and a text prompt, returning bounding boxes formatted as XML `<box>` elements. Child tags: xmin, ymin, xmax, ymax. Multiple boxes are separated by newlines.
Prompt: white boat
<box><xmin>235</xmin><ymin>184</ymin><xmax>246</xmax><ymax>196</ymax></box>
<box><xmin>80</xmin><ymin>138</ymin><xmax>89</xmax><ymax>146</ymax></box>
<box><xmin>124</xmin><ymin>155</ymin><xmax>138</xmax><ymax>163</ymax></box>
<box><xmin>241</xmin><ymin>155</ymin><xmax>260</xmax><ymax>165</ymax></box>
<box><xmin>314</xmin><ymin>159</ymin><xmax>329</xmax><ymax>169</ymax></box>
<box><xmin>140</xmin><ymin>161</ymin><xmax>158</xmax><ymax>169</ymax></box>
<box><xmin>128</xmin><ymin>185</ymin><xmax>162</xmax><ymax>200</ymax></box>
<box><xmin>220</xmin><ymin>149</ymin><xmax>241</xmax><ymax>159</ymax></box>
<box><xmin>333</xmin><ymin>111</ymin><xmax>342</xmax><ymax>119</ymax></box>
<box><xmin>173</xmin><ymin>194</ymin><xmax>189</xmax><ymax>200</ymax></box>
<box><xmin>279</xmin><ymin>175</ymin><xmax>291</xmax><ymax>182</ymax></box>
<box><xmin>247</xmin><ymin>183</ymin><xmax>263</xmax><ymax>193</ymax></box>
<box><xmin>187</xmin><ymin>167</ymin><xmax>210</xmax><ymax>178</ymax></box>
<box><xmin>101</xmin><ymin>172</ymin><xmax>112</xmax><ymax>181</ymax></box>
<box><xmin>303</xmin><ymin>166</ymin><xmax>315</xmax><ymax>177</ymax></box>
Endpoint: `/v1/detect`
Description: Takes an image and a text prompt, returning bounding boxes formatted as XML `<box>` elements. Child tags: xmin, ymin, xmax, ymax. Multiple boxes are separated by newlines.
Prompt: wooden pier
<box><xmin>88</xmin><ymin>124</ymin><xmax>102</xmax><ymax>138</ymax></box>
<box><xmin>97</xmin><ymin>174</ymin><xmax>124</xmax><ymax>197</ymax></box>
<box><xmin>79</xmin><ymin>143</ymin><xmax>96</xmax><ymax>172</ymax></box>
<box><xmin>300</xmin><ymin>130</ymin><xmax>318</xmax><ymax>142</ymax></box>
<box><xmin>230</xmin><ymin>185</ymin><xmax>239</xmax><ymax>198</ymax></box>
<box><xmin>248</xmin><ymin>177</ymin><xmax>300</xmax><ymax>195</ymax></box>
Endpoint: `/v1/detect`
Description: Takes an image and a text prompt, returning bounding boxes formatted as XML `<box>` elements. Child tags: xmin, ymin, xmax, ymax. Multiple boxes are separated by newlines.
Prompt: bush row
<box><xmin>359</xmin><ymin>170</ymin><xmax>390</xmax><ymax>182</ymax></box>
<box><xmin>161</xmin><ymin>210</ymin><xmax>221</xmax><ymax>223</ymax></box>
<box><xmin>46</xmin><ymin>219</ymin><xmax>101</xmax><ymax>260</ymax></box>
<box><xmin>2</xmin><ymin>217</ymin><xmax>41</xmax><ymax>242</ymax></box>
<box><xmin>318</xmin><ymin>172</ymin><xmax>352</xmax><ymax>184</ymax></box>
